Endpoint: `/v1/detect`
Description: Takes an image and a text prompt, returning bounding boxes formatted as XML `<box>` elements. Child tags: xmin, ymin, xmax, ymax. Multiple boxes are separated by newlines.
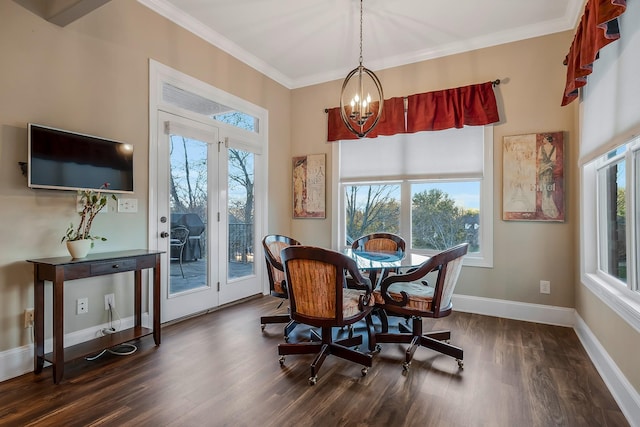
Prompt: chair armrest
<box><xmin>378</xmin><ymin>261</ymin><xmax>439</xmax><ymax>307</ymax></box>
<box><xmin>347</xmin><ymin>267</ymin><xmax>372</xmax><ymax>292</ymax></box>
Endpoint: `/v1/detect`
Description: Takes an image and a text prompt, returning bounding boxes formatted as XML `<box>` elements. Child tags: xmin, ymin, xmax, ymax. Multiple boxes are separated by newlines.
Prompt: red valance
<box><xmin>327</xmin><ymin>97</ymin><xmax>405</xmax><ymax>142</ymax></box>
<box><xmin>406</xmin><ymin>81</ymin><xmax>499</xmax><ymax>132</ymax></box>
<box><xmin>327</xmin><ymin>81</ymin><xmax>500</xmax><ymax>142</ymax></box>
<box><xmin>562</xmin><ymin>0</ymin><xmax>626</xmax><ymax>106</ymax></box>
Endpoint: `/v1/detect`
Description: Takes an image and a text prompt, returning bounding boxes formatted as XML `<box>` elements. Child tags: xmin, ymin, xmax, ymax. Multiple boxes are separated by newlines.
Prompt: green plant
<box><xmin>61</xmin><ymin>185</ymin><xmax>117</xmax><ymax>243</ymax></box>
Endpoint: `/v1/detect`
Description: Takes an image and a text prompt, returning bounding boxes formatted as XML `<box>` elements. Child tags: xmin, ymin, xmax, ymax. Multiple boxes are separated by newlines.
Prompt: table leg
<box><xmin>134</xmin><ymin>270</ymin><xmax>142</xmax><ymax>328</ymax></box>
<box><xmin>153</xmin><ymin>254</ymin><xmax>161</xmax><ymax>345</ymax></box>
<box><xmin>33</xmin><ymin>268</ymin><xmax>44</xmax><ymax>374</ymax></box>
<box><xmin>52</xmin><ymin>268</ymin><xmax>64</xmax><ymax>383</ymax></box>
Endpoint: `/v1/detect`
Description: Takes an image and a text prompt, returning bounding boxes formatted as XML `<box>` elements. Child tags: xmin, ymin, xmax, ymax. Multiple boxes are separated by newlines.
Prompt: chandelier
<box><xmin>339</xmin><ymin>0</ymin><xmax>384</xmax><ymax>138</ymax></box>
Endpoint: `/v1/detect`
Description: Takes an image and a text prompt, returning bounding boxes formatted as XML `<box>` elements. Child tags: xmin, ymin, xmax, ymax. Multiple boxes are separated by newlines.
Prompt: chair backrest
<box><xmin>378</xmin><ymin>243</ymin><xmax>468</xmax><ymax>317</ymax></box>
<box><xmin>352</xmin><ymin>233</ymin><xmax>406</xmax><ymax>253</ymax></box>
<box><xmin>281</xmin><ymin>246</ymin><xmax>371</xmax><ymax>327</ymax></box>
<box><xmin>170</xmin><ymin>226</ymin><xmax>189</xmax><ymax>246</ymax></box>
<box><xmin>262</xmin><ymin>234</ymin><xmax>301</xmax><ymax>298</ymax></box>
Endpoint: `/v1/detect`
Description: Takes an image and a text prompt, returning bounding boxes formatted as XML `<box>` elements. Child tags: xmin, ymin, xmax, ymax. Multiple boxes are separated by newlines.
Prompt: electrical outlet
<box><xmin>24</xmin><ymin>308</ymin><xmax>35</xmax><ymax>328</ymax></box>
<box><xmin>77</xmin><ymin>298</ymin><xmax>89</xmax><ymax>314</ymax></box>
<box><xmin>104</xmin><ymin>293</ymin><xmax>115</xmax><ymax>310</ymax></box>
<box><xmin>540</xmin><ymin>280</ymin><xmax>551</xmax><ymax>294</ymax></box>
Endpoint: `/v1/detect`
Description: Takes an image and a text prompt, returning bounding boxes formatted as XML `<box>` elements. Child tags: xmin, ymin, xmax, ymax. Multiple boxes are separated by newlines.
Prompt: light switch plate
<box><xmin>118</xmin><ymin>198</ymin><xmax>138</xmax><ymax>213</ymax></box>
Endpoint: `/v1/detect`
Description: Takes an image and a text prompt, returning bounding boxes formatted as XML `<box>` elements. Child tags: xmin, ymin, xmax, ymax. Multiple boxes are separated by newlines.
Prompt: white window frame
<box><xmin>331</xmin><ymin>126</ymin><xmax>493</xmax><ymax>268</ymax></box>
<box><xmin>581</xmin><ymin>136</ymin><xmax>640</xmax><ymax>331</ymax></box>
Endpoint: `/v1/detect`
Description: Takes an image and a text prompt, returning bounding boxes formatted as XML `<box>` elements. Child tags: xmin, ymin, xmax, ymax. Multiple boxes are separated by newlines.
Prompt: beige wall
<box><xmin>291</xmin><ymin>32</ymin><xmax>578</xmax><ymax>307</ymax></box>
<box><xmin>577</xmin><ymin>285</ymin><xmax>640</xmax><ymax>391</ymax></box>
<box><xmin>1</xmin><ymin>0</ymin><xmax>638</xmax><ymax>398</ymax></box>
<box><xmin>574</xmin><ymin>0</ymin><xmax>640</xmax><ymax>398</ymax></box>
<box><xmin>0</xmin><ymin>1</ymin><xmax>291</xmax><ymax>351</ymax></box>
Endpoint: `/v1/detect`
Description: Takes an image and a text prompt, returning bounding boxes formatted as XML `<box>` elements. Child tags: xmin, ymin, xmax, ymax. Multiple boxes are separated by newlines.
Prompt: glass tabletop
<box><xmin>342</xmin><ymin>249</ymin><xmax>429</xmax><ymax>271</ymax></box>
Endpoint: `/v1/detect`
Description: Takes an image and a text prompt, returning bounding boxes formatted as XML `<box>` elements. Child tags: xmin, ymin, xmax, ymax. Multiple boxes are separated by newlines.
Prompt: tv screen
<box><xmin>28</xmin><ymin>123</ymin><xmax>134</xmax><ymax>193</ymax></box>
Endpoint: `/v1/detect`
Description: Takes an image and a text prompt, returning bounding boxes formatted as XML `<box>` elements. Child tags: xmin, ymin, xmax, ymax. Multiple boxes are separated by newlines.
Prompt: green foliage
<box><xmin>617</xmin><ymin>187</ymin><xmax>625</xmax><ymax>217</ymax></box>
<box><xmin>61</xmin><ymin>187</ymin><xmax>116</xmax><ymax>243</ymax></box>
<box><xmin>412</xmin><ymin>189</ymin><xmax>478</xmax><ymax>251</ymax></box>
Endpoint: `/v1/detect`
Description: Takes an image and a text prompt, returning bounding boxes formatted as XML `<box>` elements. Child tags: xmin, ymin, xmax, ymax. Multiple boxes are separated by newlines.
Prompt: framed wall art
<box><xmin>503</xmin><ymin>131</ymin><xmax>565</xmax><ymax>221</ymax></box>
<box><xmin>292</xmin><ymin>153</ymin><xmax>326</xmax><ymax>219</ymax></box>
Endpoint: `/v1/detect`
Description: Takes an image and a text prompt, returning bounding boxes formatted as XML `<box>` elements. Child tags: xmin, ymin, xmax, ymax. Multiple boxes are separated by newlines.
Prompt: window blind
<box><xmin>340</xmin><ymin>126</ymin><xmax>485</xmax><ymax>180</ymax></box>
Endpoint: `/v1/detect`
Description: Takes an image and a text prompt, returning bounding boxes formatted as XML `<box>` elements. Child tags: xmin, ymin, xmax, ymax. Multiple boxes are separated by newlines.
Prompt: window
<box><xmin>334</xmin><ymin>126</ymin><xmax>493</xmax><ymax>267</ymax></box>
<box><xmin>345</xmin><ymin>183</ymin><xmax>401</xmax><ymax>244</ymax></box>
<box><xmin>597</xmin><ymin>146</ymin><xmax>627</xmax><ymax>284</ymax></box>
<box><xmin>594</xmin><ymin>138</ymin><xmax>639</xmax><ymax>290</ymax></box>
<box><xmin>582</xmin><ymin>135</ymin><xmax>640</xmax><ymax>328</ymax></box>
<box><xmin>411</xmin><ymin>181</ymin><xmax>481</xmax><ymax>252</ymax></box>
<box><xmin>162</xmin><ymin>83</ymin><xmax>260</xmax><ymax>134</ymax></box>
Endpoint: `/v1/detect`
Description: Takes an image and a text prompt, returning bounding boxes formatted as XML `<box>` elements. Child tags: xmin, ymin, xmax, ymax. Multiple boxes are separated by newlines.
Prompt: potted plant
<box><xmin>61</xmin><ymin>184</ymin><xmax>117</xmax><ymax>258</ymax></box>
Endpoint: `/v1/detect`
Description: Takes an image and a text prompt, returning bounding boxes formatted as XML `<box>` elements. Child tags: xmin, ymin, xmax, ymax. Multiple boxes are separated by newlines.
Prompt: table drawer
<box><xmin>90</xmin><ymin>258</ymin><xmax>137</xmax><ymax>275</ymax></box>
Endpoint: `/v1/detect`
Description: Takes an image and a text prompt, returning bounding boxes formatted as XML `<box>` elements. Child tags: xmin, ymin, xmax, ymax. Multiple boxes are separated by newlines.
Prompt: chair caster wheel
<box><xmin>402</xmin><ymin>361</ymin><xmax>411</xmax><ymax>372</ymax></box>
<box><xmin>457</xmin><ymin>359</ymin><xmax>464</xmax><ymax>369</ymax></box>
<box><xmin>361</xmin><ymin>367</ymin><xmax>368</xmax><ymax>376</ymax></box>
<box><xmin>308</xmin><ymin>376</ymin><xmax>317</xmax><ymax>385</ymax></box>
<box><xmin>261</xmin><ymin>324</ymin><xmax>266</xmax><ymax>332</ymax></box>
<box><xmin>279</xmin><ymin>356</ymin><xmax>285</xmax><ymax>366</ymax></box>
<box><xmin>284</xmin><ymin>335</ymin><xmax>289</xmax><ymax>343</ymax></box>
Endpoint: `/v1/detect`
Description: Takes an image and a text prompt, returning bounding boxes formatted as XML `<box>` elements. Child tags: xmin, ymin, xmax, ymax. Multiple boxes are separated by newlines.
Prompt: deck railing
<box><xmin>229</xmin><ymin>222</ymin><xmax>254</xmax><ymax>263</ymax></box>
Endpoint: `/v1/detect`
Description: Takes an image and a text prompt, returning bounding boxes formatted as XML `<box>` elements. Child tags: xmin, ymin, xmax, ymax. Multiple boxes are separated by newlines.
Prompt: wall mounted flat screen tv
<box><xmin>28</xmin><ymin>123</ymin><xmax>134</xmax><ymax>193</ymax></box>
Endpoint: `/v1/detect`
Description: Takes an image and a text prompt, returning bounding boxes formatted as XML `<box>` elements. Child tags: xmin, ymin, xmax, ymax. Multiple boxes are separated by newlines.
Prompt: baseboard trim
<box><xmin>452</xmin><ymin>294</ymin><xmax>575</xmax><ymax>326</ymax></box>
<box><xmin>574</xmin><ymin>314</ymin><xmax>640</xmax><ymax>427</ymax></box>
<box><xmin>0</xmin><ymin>313</ymin><xmax>145</xmax><ymax>383</ymax></box>
<box><xmin>0</xmin><ymin>344</ymin><xmax>33</xmax><ymax>382</ymax></box>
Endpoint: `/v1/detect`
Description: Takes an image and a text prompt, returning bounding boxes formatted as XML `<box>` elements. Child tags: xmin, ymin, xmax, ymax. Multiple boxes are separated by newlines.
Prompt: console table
<box><xmin>27</xmin><ymin>250</ymin><xmax>163</xmax><ymax>383</ymax></box>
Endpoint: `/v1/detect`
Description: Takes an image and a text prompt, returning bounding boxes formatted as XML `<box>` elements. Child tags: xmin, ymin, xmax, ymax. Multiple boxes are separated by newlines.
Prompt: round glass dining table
<box><xmin>342</xmin><ymin>249</ymin><xmax>429</xmax><ymax>287</ymax></box>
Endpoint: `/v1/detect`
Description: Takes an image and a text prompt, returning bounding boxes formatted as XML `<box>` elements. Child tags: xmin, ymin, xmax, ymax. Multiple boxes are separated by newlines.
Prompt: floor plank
<box><xmin>0</xmin><ymin>296</ymin><xmax>629</xmax><ymax>427</ymax></box>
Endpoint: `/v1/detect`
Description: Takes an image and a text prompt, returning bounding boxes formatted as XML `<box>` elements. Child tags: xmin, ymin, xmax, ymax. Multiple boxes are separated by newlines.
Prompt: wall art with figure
<box><xmin>292</xmin><ymin>154</ymin><xmax>326</xmax><ymax>218</ymax></box>
<box><xmin>503</xmin><ymin>132</ymin><xmax>564</xmax><ymax>221</ymax></box>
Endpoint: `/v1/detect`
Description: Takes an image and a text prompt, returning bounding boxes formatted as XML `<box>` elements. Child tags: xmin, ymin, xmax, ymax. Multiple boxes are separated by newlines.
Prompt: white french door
<box><xmin>157</xmin><ymin>112</ymin><xmax>219</xmax><ymax>321</ymax></box>
<box><xmin>155</xmin><ymin>112</ymin><xmax>263</xmax><ymax>322</ymax></box>
<box><xmin>219</xmin><ymin>136</ymin><xmax>262</xmax><ymax>305</ymax></box>
<box><xmin>149</xmin><ymin>60</ymin><xmax>267</xmax><ymax>323</ymax></box>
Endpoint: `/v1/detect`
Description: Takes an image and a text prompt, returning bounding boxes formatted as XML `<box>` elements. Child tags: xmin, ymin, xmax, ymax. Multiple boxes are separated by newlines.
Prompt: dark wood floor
<box><xmin>0</xmin><ymin>296</ymin><xmax>628</xmax><ymax>427</ymax></box>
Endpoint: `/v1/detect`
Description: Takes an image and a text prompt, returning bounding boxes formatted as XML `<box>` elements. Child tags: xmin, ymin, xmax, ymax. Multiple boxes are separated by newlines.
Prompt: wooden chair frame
<box><xmin>278</xmin><ymin>246</ymin><xmax>377</xmax><ymax>385</ymax></box>
<box><xmin>351</xmin><ymin>232</ymin><xmax>406</xmax><ymax>253</ymax></box>
<box><xmin>260</xmin><ymin>234</ymin><xmax>301</xmax><ymax>340</ymax></box>
<box><xmin>351</xmin><ymin>232</ymin><xmax>406</xmax><ymax>286</ymax></box>
<box><xmin>375</xmin><ymin>243</ymin><xmax>468</xmax><ymax>371</ymax></box>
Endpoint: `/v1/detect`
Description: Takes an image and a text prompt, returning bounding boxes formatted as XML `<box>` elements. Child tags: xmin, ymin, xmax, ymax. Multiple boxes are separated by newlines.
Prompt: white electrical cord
<box><xmin>85</xmin><ymin>303</ymin><xmax>137</xmax><ymax>360</ymax></box>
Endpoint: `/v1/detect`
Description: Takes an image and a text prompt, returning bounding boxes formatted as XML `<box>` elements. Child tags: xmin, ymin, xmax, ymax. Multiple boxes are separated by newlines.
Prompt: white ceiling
<box><xmin>138</xmin><ymin>0</ymin><xmax>584</xmax><ymax>89</ymax></box>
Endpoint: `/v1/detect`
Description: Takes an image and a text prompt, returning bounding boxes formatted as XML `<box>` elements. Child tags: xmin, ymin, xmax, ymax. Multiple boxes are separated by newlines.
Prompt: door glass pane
<box><xmin>411</xmin><ymin>181</ymin><xmax>480</xmax><ymax>252</ymax></box>
<box><xmin>228</xmin><ymin>148</ymin><xmax>255</xmax><ymax>279</ymax></box>
<box><xmin>344</xmin><ymin>184</ymin><xmax>401</xmax><ymax>245</ymax></box>
<box><xmin>169</xmin><ymin>134</ymin><xmax>209</xmax><ymax>294</ymax></box>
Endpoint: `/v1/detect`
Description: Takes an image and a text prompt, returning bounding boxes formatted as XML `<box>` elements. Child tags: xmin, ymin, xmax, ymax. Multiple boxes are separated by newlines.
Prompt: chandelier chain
<box><xmin>339</xmin><ymin>0</ymin><xmax>384</xmax><ymax>138</ymax></box>
<box><xmin>359</xmin><ymin>0</ymin><xmax>363</xmax><ymax>66</ymax></box>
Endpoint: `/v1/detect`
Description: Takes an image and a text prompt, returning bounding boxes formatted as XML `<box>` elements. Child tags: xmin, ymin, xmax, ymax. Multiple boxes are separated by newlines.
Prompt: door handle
<box><xmin>160</xmin><ymin>231</ymin><xmax>169</xmax><ymax>238</ymax></box>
